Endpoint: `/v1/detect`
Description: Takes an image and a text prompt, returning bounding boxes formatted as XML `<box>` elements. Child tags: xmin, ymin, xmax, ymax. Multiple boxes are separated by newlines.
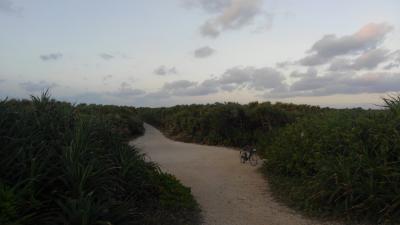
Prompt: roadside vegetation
<box><xmin>139</xmin><ymin>102</ymin><xmax>321</xmax><ymax>149</ymax></box>
<box><xmin>140</xmin><ymin>98</ymin><xmax>400</xmax><ymax>224</ymax></box>
<box><xmin>0</xmin><ymin>93</ymin><xmax>200</xmax><ymax>225</ymax></box>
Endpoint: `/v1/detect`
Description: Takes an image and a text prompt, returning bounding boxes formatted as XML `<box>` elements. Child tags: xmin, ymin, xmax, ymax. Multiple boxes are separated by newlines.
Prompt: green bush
<box><xmin>264</xmin><ymin>105</ymin><xmax>400</xmax><ymax>223</ymax></box>
<box><xmin>139</xmin><ymin>101</ymin><xmax>319</xmax><ymax>148</ymax></box>
<box><xmin>0</xmin><ymin>93</ymin><xmax>200</xmax><ymax>225</ymax></box>
<box><xmin>75</xmin><ymin>103</ymin><xmax>145</xmax><ymax>139</ymax></box>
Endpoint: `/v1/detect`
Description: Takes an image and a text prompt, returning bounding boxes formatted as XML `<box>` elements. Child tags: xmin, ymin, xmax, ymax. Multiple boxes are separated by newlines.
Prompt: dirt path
<box><xmin>131</xmin><ymin>124</ymin><xmax>337</xmax><ymax>225</ymax></box>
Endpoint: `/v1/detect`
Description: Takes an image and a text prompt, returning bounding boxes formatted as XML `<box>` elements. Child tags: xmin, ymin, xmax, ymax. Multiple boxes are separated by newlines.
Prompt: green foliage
<box><xmin>140</xmin><ymin>98</ymin><xmax>400</xmax><ymax>223</ymax></box>
<box><xmin>75</xmin><ymin>103</ymin><xmax>145</xmax><ymax>140</ymax></box>
<box><xmin>264</xmin><ymin>107</ymin><xmax>400</xmax><ymax>224</ymax></box>
<box><xmin>382</xmin><ymin>94</ymin><xmax>400</xmax><ymax>116</ymax></box>
<box><xmin>0</xmin><ymin>94</ymin><xmax>200</xmax><ymax>225</ymax></box>
<box><xmin>157</xmin><ymin>173</ymin><xmax>197</xmax><ymax>210</ymax></box>
<box><xmin>150</xmin><ymin>173</ymin><xmax>201</xmax><ymax>225</ymax></box>
<box><xmin>139</xmin><ymin>101</ymin><xmax>320</xmax><ymax>148</ymax></box>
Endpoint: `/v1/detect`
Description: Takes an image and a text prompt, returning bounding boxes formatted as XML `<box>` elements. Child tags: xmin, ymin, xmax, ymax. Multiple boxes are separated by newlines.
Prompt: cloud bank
<box><xmin>17</xmin><ymin>22</ymin><xmax>398</xmax><ymax>107</ymax></box>
<box><xmin>144</xmin><ymin>22</ymin><xmax>399</xmax><ymax>102</ymax></box>
<box><xmin>156</xmin><ymin>66</ymin><xmax>285</xmax><ymax>97</ymax></box>
<box><xmin>299</xmin><ymin>23</ymin><xmax>393</xmax><ymax>66</ymax></box>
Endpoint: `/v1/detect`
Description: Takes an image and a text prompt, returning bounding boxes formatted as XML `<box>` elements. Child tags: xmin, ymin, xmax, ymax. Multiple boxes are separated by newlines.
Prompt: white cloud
<box><xmin>154</xmin><ymin>65</ymin><xmax>178</xmax><ymax>76</ymax></box>
<box><xmin>0</xmin><ymin>0</ymin><xmax>20</xmax><ymax>14</ymax></box>
<box><xmin>265</xmin><ymin>71</ymin><xmax>400</xmax><ymax>98</ymax></box>
<box><xmin>99</xmin><ymin>53</ymin><xmax>114</xmax><ymax>60</ymax></box>
<box><xmin>329</xmin><ymin>48</ymin><xmax>390</xmax><ymax>71</ymax></box>
<box><xmin>163</xmin><ymin>80</ymin><xmax>197</xmax><ymax>90</ymax></box>
<box><xmin>218</xmin><ymin>67</ymin><xmax>252</xmax><ymax>85</ymax></box>
<box><xmin>299</xmin><ymin>23</ymin><xmax>393</xmax><ymax>66</ymax></box>
<box><xmin>383</xmin><ymin>50</ymin><xmax>400</xmax><ymax>70</ymax></box>
<box><xmin>194</xmin><ymin>46</ymin><xmax>216</xmax><ymax>58</ymax></box>
<box><xmin>352</xmin><ymin>48</ymin><xmax>390</xmax><ymax>70</ymax></box>
<box><xmin>276</xmin><ymin>60</ymin><xmax>294</xmax><ymax>69</ymax></box>
<box><xmin>182</xmin><ymin>0</ymin><xmax>270</xmax><ymax>38</ymax></box>
<box><xmin>250</xmin><ymin>67</ymin><xmax>285</xmax><ymax>90</ymax></box>
<box><xmin>155</xmin><ymin>66</ymin><xmax>285</xmax><ymax>97</ymax></box>
<box><xmin>110</xmin><ymin>82</ymin><xmax>146</xmax><ymax>97</ymax></box>
<box><xmin>40</xmin><ymin>53</ymin><xmax>63</xmax><ymax>61</ymax></box>
<box><xmin>162</xmin><ymin>79</ymin><xmax>218</xmax><ymax>96</ymax></box>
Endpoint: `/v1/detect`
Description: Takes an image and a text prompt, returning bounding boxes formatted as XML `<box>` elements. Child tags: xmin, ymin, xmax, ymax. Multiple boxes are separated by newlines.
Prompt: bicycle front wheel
<box><xmin>249</xmin><ymin>154</ymin><xmax>258</xmax><ymax>166</ymax></box>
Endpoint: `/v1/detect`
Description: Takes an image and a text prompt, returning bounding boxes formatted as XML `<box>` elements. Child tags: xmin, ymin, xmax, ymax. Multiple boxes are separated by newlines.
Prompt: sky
<box><xmin>0</xmin><ymin>0</ymin><xmax>399</xmax><ymax>108</ymax></box>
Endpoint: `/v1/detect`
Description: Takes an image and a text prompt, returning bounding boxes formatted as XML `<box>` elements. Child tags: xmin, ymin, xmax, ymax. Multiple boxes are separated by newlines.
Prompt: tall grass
<box><xmin>264</xmin><ymin>99</ymin><xmax>400</xmax><ymax>224</ymax></box>
<box><xmin>0</xmin><ymin>93</ymin><xmax>200</xmax><ymax>225</ymax></box>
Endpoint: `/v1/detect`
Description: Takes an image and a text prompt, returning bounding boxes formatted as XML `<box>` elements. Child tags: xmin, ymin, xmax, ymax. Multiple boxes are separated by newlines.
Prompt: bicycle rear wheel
<box><xmin>249</xmin><ymin>154</ymin><xmax>258</xmax><ymax>166</ymax></box>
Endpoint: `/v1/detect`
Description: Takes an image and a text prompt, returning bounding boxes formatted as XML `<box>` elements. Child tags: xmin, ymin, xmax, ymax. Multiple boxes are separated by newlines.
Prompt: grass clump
<box><xmin>0</xmin><ymin>93</ymin><xmax>200</xmax><ymax>225</ymax></box>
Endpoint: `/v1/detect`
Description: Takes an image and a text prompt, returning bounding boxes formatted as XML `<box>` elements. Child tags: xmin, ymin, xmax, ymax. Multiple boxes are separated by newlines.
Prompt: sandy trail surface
<box><xmin>131</xmin><ymin>124</ymin><xmax>337</xmax><ymax>225</ymax></box>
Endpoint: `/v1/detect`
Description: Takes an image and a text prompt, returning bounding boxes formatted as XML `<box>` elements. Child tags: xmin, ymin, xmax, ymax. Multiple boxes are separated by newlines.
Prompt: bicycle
<box><xmin>240</xmin><ymin>148</ymin><xmax>258</xmax><ymax>166</ymax></box>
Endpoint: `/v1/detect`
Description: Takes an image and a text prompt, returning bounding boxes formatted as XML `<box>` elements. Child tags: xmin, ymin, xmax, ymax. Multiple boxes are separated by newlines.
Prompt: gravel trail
<box><xmin>131</xmin><ymin>124</ymin><xmax>337</xmax><ymax>225</ymax></box>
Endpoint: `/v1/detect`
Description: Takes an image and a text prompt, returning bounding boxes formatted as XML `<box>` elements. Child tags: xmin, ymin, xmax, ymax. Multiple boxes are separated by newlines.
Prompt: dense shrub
<box><xmin>264</xmin><ymin>104</ymin><xmax>400</xmax><ymax>223</ymax></box>
<box><xmin>139</xmin><ymin>101</ymin><xmax>320</xmax><ymax>148</ymax></box>
<box><xmin>75</xmin><ymin>103</ymin><xmax>145</xmax><ymax>139</ymax></box>
<box><xmin>0</xmin><ymin>93</ymin><xmax>200</xmax><ymax>225</ymax></box>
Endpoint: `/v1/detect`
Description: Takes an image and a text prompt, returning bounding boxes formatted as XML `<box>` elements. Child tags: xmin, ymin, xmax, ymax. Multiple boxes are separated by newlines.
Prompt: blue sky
<box><xmin>0</xmin><ymin>0</ymin><xmax>399</xmax><ymax>107</ymax></box>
